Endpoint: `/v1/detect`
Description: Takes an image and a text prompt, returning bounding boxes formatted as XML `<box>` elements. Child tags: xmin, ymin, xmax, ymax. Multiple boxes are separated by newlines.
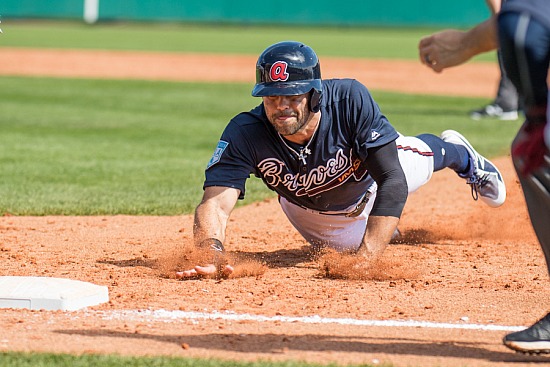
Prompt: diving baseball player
<box><xmin>178</xmin><ymin>41</ymin><xmax>506</xmax><ymax>278</ymax></box>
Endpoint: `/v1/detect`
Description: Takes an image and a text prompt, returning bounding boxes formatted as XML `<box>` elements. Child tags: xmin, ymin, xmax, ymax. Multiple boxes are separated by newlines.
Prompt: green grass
<box><xmin>0</xmin><ymin>76</ymin><xmax>521</xmax><ymax>216</ymax></box>
<box><xmin>372</xmin><ymin>91</ymin><xmax>520</xmax><ymax>157</ymax></box>
<box><xmin>0</xmin><ymin>352</ymin><xmax>375</xmax><ymax>367</ymax></box>
<box><xmin>2</xmin><ymin>20</ymin><xmax>497</xmax><ymax>62</ymax></box>
<box><xmin>0</xmin><ymin>76</ymin><xmax>272</xmax><ymax>215</ymax></box>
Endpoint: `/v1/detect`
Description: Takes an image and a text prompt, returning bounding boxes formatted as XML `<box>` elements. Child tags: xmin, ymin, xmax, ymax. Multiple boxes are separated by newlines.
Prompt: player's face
<box><xmin>263</xmin><ymin>93</ymin><xmax>311</xmax><ymax>136</ymax></box>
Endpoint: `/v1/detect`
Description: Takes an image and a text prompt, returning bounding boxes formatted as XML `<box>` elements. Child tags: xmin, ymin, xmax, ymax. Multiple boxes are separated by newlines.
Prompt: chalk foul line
<box><xmin>92</xmin><ymin>309</ymin><xmax>525</xmax><ymax>332</ymax></box>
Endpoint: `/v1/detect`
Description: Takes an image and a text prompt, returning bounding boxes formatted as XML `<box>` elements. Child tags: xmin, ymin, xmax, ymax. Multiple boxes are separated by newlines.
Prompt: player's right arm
<box><xmin>176</xmin><ymin>186</ymin><xmax>240</xmax><ymax>278</ymax></box>
<box><xmin>418</xmin><ymin>15</ymin><xmax>498</xmax><ymax>72</ymax></box>
<box><xmin>356</xmin><ymin>141</ymin><xmax>408</xmax><ymax>260</ymax></box>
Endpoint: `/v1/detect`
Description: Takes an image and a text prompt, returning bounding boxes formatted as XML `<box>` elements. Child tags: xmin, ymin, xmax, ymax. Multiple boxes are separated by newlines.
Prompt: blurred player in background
<box><xmin>469</xmin><ymin>0</ymin><xmax>520</xmax><ymax>121</ymax></box>
<box><xmin>419</xmin><ymin>0</ymin><xmax>550</xmax><ymax>354</ymax></box>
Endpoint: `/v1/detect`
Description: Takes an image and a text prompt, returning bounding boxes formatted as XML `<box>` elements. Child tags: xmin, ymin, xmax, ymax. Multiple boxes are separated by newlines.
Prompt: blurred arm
<box><xmin>418</xmin><ymin>15</ymin><xmax>498</xmax><ymax>73</ymax></box>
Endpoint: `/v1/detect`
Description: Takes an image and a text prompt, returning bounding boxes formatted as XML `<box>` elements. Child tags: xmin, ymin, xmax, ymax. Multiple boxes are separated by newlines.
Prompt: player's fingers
<box><xmin>194</xmin><ymin>264</ymin><xmax>218</xmax><ymax>275</ymax></box>
<box><xmin>222</xmin><ymin>264</ymin><xmax>234</xmax><ymax>276</ymax></box>
<box><xmin>176</xmin><ymin>269</ymin><xmax>198</xmax><ymax>278</ymax></box>
<box><xmin>431</xmin><ymin>63</ymin><xmax>444</xmax><ymax>73</ymax></box>
<box><xmin>418</xmin><ymin>35</ymin><xmax>433</xmax><ymax>49</ymax></box>
<box><xmin>176</xmin><ymin>264</ymin><xmax>233</xmax><ymax>279</ymax></box>
<box><xmin>420</xmin><ymin>52</ymin><xmax>442</xmax><ymax>72</ymax></box>
<box><xmin>418</xmin><ymin>48</ymin><xmax>433</xmax><ymax>67</ymax></box>
<box><xmin>418</xmin><ymin>48</ymin><xmax>428</xmax><ymax>64</ymax></box>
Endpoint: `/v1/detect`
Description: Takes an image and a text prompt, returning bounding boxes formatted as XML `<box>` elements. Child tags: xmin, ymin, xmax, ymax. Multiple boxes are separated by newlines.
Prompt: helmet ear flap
<box><xmin>309</xmin><ymin>90</ymin><xmax>322</xmax><ymax>113</ymax></box>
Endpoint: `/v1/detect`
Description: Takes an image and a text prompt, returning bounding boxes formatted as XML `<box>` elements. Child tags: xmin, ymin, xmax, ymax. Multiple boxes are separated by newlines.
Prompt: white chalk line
<box><xmin>91</xmin><ymin>309</ymin><xmax>525</xmax><ymax>332</ymax></box>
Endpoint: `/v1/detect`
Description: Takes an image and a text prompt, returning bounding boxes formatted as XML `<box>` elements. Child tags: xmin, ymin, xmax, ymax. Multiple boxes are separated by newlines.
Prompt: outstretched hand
<box><xmin>418</xmin><ymin>16</ymin><xmax>498</xmax><ymax>73</ymax></box>
<box><xmin>418</xmin><ymin>30</ymin><xmax>469</xmax><ymax>73</ymax></box>
<box><xmin>176</xmin><ymin>263</ymin><xmax>234</xmax><ymax>279</ymax></box>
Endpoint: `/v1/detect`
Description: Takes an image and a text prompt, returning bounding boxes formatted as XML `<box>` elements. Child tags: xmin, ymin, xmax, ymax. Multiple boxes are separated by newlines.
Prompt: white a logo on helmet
<box><xmin>270</xmin><ymin>61</ymin><xmax>289</xmax><ymax>81</ymax></box>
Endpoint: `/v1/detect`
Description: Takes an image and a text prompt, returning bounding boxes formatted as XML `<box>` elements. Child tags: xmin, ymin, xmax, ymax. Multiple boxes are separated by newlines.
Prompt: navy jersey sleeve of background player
<box><xmin>204</xmin><ymin>78</ymin><xmax>399</xmax><ymax>211</ymax></box>
<box><xmin>501</xmin><ymin>0</ymin><xmax>550</xmax><ymax>27</ymax></box>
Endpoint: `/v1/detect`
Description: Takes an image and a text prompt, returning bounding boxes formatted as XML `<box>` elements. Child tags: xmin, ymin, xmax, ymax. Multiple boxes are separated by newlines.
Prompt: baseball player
<box><xmin>178</xmin><ymin>41</ymin><xmax>506</xmax><ymax>279</ymax></box>
<box><xmin>419</xmin><ymin>0</ymin><xmax>550</xmax><ymax>354</ymax></box>
<box><xmin>469</xmin><ymin>0</ymin><xmax>520</xmax><ymax>121</ymax></box>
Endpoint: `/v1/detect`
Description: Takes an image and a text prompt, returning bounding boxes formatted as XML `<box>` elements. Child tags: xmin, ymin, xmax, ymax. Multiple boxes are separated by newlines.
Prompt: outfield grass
<box><xmin>0</xmin><ymin>352</ymin><xmax>359</xmax><ymax>367</ymax></box>
<box><xmin>0</xmin><ymin>76</ymin><xmax>521</xmax><ymax>216</ymax></box>
<box><xmin>3</xmin><ymin>20</ymin><xmax>497</xmax><ymax>62</ymax></box>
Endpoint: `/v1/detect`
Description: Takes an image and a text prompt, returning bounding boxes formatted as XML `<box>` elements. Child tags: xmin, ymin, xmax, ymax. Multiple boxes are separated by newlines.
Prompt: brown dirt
<box><xmin>1</xmin><ymin>48</ymin><xmax>549</xmax><ymax>367</ymax></box>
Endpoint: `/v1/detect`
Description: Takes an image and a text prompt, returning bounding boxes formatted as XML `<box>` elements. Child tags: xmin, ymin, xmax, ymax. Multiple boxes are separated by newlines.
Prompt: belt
<box><xmin>344</xmin><ymin>193</ymin><xmax>370</xmax><ymax>217</ymax></box>
<box><xmin>322</xmin><ymin>192</ymin><xmax>370</xmax><ymax>218</ymax></box>
<box><xmin>288</xmin><ymin>191</ymin><xmax>372</xmax><ymax>218</ymax></box>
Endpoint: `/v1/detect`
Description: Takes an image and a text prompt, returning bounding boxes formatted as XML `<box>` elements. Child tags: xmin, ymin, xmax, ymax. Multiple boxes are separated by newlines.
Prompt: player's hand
<box><xmin>418</xmin><ymin>30</ymin><xmax>470</xmax><ymax>73</ymax></box>
<box><xmin>176</xmin><ymin>263</ymin><xmax>234</xmax><ymax>279</ymax></box>
<box><xmin>512</xmin><ymin>122</ymin><xmax>548</xmax><ymax>175</ymax></box>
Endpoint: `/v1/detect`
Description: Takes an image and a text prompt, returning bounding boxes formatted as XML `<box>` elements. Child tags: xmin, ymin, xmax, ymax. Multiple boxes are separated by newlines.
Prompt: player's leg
<box><xmin>499</xmin><ymin>10</ymin><xmax>550</xmax><ymax>354</ymax></box>
<box><xmin>397</xmin><ymin>133</ymin><xmax>506</xmax><ymax>207</ymax></box>
<box><xmin>278</xmin><ymin>196</ymin><xmax>372</xmax><ymax>252</ymax></box>
<box><xmin>414</xmin><ymin>133</ymin><xmax>469</xmax><ymax>173</ymax></box>
<box><xmin>394</xmin><ymin>135</ymin><xmax>435</xmax><ymax>194</ymax></box>
<box><xmin>504</xmin><ymin>148</ymin><xmax>550</xmax><ymax>354</ymax></box>
<box><xmin>436</xmin><ymin>131</ymin><xmax>506</xmax><ymax>207</ymax></box>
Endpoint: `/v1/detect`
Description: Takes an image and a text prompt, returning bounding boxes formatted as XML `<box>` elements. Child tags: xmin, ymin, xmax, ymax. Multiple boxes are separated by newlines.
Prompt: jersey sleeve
<box><xmin>203</xmin><ymin>120</ymin><xmax>256</xmax><ymax>199</ymax></box>
<box><xmin>348</xmin><ymin>80</ymin><xmax>399</xmax><ymax>161</ymax></box>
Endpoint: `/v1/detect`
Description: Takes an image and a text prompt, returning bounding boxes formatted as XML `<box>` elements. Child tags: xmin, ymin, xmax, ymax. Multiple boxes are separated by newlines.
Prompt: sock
<box><xmin>416</xmin><ymin>133</ymin><xmax>471</xmax><ymax>174</ymax></box>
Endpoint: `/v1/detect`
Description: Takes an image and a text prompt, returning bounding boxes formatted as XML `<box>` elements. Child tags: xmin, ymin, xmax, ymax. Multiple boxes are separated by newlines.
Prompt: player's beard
<box><xmin>270</xmin><ymin>108</ymin><xmax>311</xmax><ymax>136</ymax></box>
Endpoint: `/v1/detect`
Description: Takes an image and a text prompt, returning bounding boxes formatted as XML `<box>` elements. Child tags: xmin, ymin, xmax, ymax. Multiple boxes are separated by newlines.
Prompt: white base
<box><xmin>0</xmin><ymin>276</ymin><xmax>109</xmax><ymax>311</ymax></box>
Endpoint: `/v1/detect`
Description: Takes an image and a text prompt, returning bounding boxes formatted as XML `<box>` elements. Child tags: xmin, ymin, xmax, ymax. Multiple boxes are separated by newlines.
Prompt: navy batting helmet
<box><xmin>252</xmin><ymin>41</ymin><xmax>322</xmax><ymax>112</ymax></box>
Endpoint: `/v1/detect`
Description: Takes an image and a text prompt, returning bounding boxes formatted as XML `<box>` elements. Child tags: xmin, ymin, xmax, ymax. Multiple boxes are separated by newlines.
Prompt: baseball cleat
<box><xmin>503</xmin><ymin>312</ymin><xmax>550</xmax><ymax>354</ymax></box>
<box><xmin>469</xmin><ymin>103</ymin><xmax>519</xmax><ymax>121</ymax></box>
<box><xmin>440</xmin><ymin>130</ymin><xmax>506</xmax><ymax>207</ymax></box>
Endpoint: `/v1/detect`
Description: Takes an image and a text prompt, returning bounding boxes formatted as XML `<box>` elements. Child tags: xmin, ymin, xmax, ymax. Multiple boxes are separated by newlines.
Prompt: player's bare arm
<box><xmin>418</xmin><ymin>15</ymin><xmax>498</xmax><ymax>72</ymax></box>
<box><xmin>176</xmin><ymin>186</ymin><xmax>239</xmax><ymax>278</ymax></box>
<box><xmin>357</xmin><ymin>215</ymin><xmax>400</xmax><ymax>260</ymax></box>
<box><xmin>356</xmin><ymin>141</ymin><xmax>408</xmax><ymax>259</ymax></box>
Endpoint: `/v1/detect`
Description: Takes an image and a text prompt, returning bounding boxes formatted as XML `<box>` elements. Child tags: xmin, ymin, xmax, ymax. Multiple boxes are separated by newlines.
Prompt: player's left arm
<box><xmin>176</xmin><ymin>185</ymin><xmax>240</xmax><ymax>278</ymax></box>
<box><xmin>356</xmin><ymin>140</ymin><xmax>408</xmax><ymax>260</ymax></box>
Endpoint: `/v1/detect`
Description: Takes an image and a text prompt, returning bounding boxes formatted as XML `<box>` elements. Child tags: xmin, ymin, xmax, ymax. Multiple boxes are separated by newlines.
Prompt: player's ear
<box><xmin>309</xmin><ymin>90</ymin><xmax>322</xmax><ymax>113</ymax></box>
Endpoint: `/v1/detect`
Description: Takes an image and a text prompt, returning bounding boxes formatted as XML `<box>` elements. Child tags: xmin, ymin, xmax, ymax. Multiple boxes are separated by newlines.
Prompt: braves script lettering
<box><xmin>258</xmin><ymin>149</ymin><xmax>366</xmax><ymax>196</ymax></box>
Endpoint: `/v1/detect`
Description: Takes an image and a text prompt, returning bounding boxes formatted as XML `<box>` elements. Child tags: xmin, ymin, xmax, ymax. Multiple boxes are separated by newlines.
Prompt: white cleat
<box><xmin>440</xmin><ymin>130</ymin><xmax>506</xmax><ymax>207</ymax></box>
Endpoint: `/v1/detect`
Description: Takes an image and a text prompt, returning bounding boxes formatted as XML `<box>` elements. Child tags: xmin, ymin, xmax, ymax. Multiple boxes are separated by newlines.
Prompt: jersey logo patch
<box><xmin>270</xmin><ymin>61</ymin><xmax>289</xmax><ymax>81</ymax></box>
<box><xmin>371</xmin><ymin>130</ymin><xmax>381</xmax><ymax>141</ymax></box>
<box><xmin>206</xmin><ymin>140</ymin><xmax>229</xmax><ymax>169</ymax></box>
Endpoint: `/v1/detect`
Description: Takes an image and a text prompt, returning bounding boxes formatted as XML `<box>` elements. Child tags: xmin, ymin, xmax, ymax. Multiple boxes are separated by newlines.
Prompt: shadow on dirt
<box><xmin>98</xmin><ymin>257</ymin><xmax>157</xmax><ymax>268</ymax></box>
<box><xmin>53</xmin><ymin>329</ymin><xmax>549</xmax><ymax>364</ymax></box>
<box><xmin>390</xmin><ymin>228</ymin><xmax>442</xmax><ymax>245</ymax></box>
<box><xmin>231</xmin><ymin>246</ymin><xmax>315</xmax><ymax>268</ymax></box>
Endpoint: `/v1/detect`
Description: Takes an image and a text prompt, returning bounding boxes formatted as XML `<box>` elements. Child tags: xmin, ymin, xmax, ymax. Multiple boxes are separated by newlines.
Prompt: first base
<box><xmin>0</xmin><ymin>276</ymin><xmax>109</xmax><ymax>311</ymax></box>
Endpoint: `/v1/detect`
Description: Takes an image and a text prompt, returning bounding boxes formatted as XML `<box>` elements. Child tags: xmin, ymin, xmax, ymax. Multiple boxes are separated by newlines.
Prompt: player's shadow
<box><xmin>97</xmin><ymin>257</ymin><xmax>157</xmax><ymax>268</ymax></box>
<box><xmin>232</xmin><ymin>246</ymin><xmax>316</xmax><ymax>269</ymax></box>
<box><xmin>53</xmin><ymin>329</ymin><xmax>549</xmax><ymax>364</ymax></box>
<box><xmin>95</xmin><ymin>247</ymin><xmax>314</xmax><ymax>272</ymax></box>
<box><xmin>391</xmin><ymin>228</ymin><xmax>444</xmax><ymax>246</ymax></box>
<box><xmin>95</xmin><ymin>230</ymin><xmax>444</xmax><ymax>273</ymax></box>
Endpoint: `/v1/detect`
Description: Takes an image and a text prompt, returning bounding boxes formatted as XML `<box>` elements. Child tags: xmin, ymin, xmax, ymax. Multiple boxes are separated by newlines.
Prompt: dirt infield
<box><xmin>1</xmin><ymin>48</ymin><xmax>549</xmax><ymax>367</ymax></box>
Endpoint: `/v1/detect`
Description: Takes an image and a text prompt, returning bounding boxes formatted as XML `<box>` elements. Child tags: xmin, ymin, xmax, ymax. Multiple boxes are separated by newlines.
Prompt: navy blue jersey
<box><xmin>204</xmin><ymin>78</ymin><xmax>399</xmax><ymax>212</ymax></box>
<box><xmin>501</xmin><ymin>0</ymin><xmax>550</xmax><ymax>28</ymax></box>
